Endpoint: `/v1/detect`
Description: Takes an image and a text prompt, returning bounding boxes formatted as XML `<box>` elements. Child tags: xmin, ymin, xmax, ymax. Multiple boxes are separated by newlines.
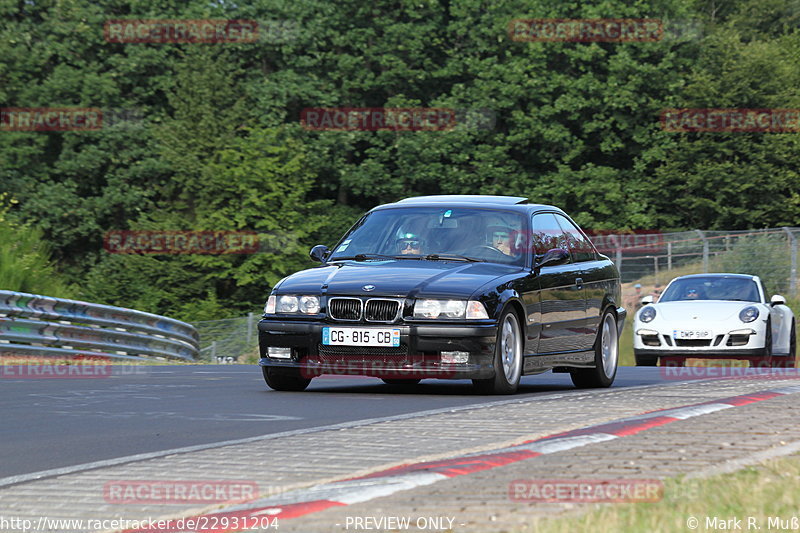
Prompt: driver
<box><xmin>396</xmin><ymin>232</ymin><xmax>423</xmax><ymax>255</ymax></box>
<box><xmin>684</xmin><ymin>287</ymin><xmax>701</xmax><ymax>300</ymax></box>
<box><xmin>487</xmin><ymin>226</ymin><xmax>514</xmax><ymax>256</ymax></box>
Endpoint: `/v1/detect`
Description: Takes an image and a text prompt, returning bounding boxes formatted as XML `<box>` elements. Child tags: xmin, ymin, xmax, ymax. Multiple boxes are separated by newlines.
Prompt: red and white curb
<box><xmin>126</xmin><ymin>385</ymin><xmax>800</xmax><ymax>532</ymax></box>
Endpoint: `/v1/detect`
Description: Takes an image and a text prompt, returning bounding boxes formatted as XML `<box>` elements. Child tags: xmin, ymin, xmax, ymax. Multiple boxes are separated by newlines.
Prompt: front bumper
<box><xmin>634</xmin><ymin>348</ymin><xmax>767</xmax><ymax>358</ymax></box>
<box><xmin>258</xmin><ymin>319</ymin><xmax>498</xmax><ymax>379</ymax></box>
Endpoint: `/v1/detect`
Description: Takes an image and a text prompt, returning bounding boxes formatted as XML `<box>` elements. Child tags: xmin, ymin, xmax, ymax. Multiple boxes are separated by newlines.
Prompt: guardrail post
<box><xmin>246</xmin><ymin>312</ymin><xmax>254</xmax><ymax>347</ymax></box>
<box><xmin>782</xmin><ymin>227</ymin><xmax>797</xmax><ymax>297</ymax></box>
<box><xmin>667</xmin><ymin>242</ymin><xmax>673</xmax><ymax>271</ymax></box>
<box><xmin>653</xmin><ymin>256</ymin><xmax>659</xmax><ymax>285</ymax></box>
<box><xmin>695</xmin><ymin>230</ymin><xmax>708</xmax><ymax>272</ymax></box>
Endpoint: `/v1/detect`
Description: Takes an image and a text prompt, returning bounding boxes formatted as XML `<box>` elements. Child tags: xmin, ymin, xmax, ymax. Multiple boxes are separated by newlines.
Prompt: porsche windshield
<box><xmin>660</xmin><ymin>276</ymin><xmax>761</xmax><ymax>303</ymax></box>
<box><xmin>329</xmin><ymin>207</ymin><xmax>527</xmax><ymax>266</ymax></box>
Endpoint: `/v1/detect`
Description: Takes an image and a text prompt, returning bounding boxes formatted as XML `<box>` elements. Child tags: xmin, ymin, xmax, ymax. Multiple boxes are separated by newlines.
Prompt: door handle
<box><xmin>575</xmin><ymin>277</ymin><xmax>583</xmax><ymax>290</ymax></box>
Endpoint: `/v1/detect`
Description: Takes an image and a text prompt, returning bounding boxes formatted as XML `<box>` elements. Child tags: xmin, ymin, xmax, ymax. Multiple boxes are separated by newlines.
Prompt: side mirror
<box><xmin>641</xmin><ymin>295</ymin><xmax>654</xmax><ymax>305</ymax></box>
<box><xmin>309</xmin><ymin>245</ymin><xmax>330</xmax><ymax>263</ymax></box>
<box><xmin>771</xmin><ymin>294</ymin><xmax>786</xmax><ymax>307</ymax></box>
<box><xmin>535</xmin><ymin>248</ymin><xmax>569</xmax><ymax>268</ymax></box>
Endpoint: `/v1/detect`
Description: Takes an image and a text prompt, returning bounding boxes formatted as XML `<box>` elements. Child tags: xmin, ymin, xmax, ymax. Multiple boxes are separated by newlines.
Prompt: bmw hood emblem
<box><xmin>362</xmin><ymin>285</ymin><xmax>375</xmax><ymax>292</ymax></box>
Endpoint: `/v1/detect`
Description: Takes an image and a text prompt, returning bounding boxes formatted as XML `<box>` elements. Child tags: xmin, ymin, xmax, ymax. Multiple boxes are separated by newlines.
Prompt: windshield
<box><xmin>659</xmin><ymin>276</ymin><xmax>761</xmax><ymax>303</ymax></box>
<box><xmin>329</xmin><ymin>206</ymin><xmax>527</xmax><ymax>266</ymax></box>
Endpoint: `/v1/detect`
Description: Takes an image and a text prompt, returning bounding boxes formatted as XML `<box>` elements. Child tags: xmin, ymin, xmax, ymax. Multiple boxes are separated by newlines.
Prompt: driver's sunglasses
<box><xmin>493</xmin><ymin>231</ymin><xmax>510</xmax><ymax>241</ymax></box>
<box><xmin>399</xmin><ymin>240</ymin><xmax>420</xmax><ymax>250</ymax></box>
<box><xmin>687</xmin><ymin>289</ymin><xmax>697</xmax><ymax>295</ymax></box>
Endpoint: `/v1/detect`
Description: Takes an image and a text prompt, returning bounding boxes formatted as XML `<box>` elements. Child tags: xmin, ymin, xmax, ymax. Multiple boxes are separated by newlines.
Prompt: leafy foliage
<box><xmin>1</xmin><ymin>0</ymin><xmax>799</xmax><ymax>317</ymax></box>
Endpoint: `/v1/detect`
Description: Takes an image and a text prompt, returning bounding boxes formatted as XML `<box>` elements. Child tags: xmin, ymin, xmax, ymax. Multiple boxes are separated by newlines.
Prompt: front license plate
<box><xmin>322</xmin><ymin>327</ymin><xmax>401</xmax><ymax>347</ymax></box>
<box><xmin>673</xmin><ymin>329</ymin><xmax>712</xmax><ymax>339</ymax></box>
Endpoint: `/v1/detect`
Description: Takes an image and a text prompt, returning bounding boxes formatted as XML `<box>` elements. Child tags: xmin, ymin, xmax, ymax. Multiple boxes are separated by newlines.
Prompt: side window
<box><xmin>531</xmin><ymin>213</ymin><xmax>570</xmax><ymax>258</ymax></box>
<box><xmin>554</xmin><ymin>215</ymin><xmax>596</xmax><ymax>263</ymax></box>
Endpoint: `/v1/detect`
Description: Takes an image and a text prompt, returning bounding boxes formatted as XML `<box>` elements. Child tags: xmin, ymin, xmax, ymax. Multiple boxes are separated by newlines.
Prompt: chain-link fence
<box><xmin>191</xmin><ymin>227</ymin><xmax>800</xmax><ymax>362</ymax></box>
<box><xmin>590</xmin><ymin>227</ymin><xmax>800</xmax><ymax>297</ymax></box>
<box><xmin>193</xmin><ymin>313</ymin><xmax>260</xmax><ymax>363</ymax></box>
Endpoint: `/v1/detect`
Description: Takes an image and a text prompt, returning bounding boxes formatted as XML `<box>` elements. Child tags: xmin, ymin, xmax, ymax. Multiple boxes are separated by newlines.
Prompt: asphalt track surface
<box><xmin>1</xmin><ymin>365</ymin><xmax>666</xmax><ymax>479</ymax></box>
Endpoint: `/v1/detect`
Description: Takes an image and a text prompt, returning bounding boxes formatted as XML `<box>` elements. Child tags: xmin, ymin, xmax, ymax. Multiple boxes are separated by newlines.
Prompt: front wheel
<box><xmin>262</xmin><ymin>366</ymin><xmax>311</xmax><ymax>392</ymax></box>
<box><xmin>473</xmin><ymin>307</ymin><xmax>523</xmax><ymax>395</ymax></box>
<box><xmin>571</xmin><ymin>311</ymin><xmax>618</xmax><ymax>388</ymax></box>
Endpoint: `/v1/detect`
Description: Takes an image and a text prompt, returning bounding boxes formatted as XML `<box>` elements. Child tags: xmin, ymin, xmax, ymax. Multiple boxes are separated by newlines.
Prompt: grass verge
<box><xmin>523</xmin><ymin>453</ymin><xmax>800</xmax><ymax>533</ymax></box>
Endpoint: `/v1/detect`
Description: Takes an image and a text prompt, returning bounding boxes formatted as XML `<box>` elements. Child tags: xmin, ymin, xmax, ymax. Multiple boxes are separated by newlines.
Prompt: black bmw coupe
<box><xmin>258</xmin><ymin>195</ymin><xmax>625</xmax><ymax>394</ymax></box>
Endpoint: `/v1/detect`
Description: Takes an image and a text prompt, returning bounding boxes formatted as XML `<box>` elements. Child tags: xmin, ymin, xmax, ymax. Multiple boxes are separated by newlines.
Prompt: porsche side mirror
<box><xmin>309</xmin><ymin>245</ymin><xmax>330</xmax><ymax>263</ymax></box>
<box><xmin>771</xmin><ymin>294</ymin><xmax>786</xmax><ymax>307</ymax></box>
<box><xmin>535</xmin><ymin>248</ymin><xmax>569</xmax><ymax>268</ymax></box>
<box><xmin>641</xmin><ymin>295</ymin><xmax>654</xmax><ymax>305</ymax></box>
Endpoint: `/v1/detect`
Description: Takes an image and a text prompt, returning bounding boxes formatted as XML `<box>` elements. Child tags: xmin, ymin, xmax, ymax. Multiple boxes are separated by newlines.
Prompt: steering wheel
<box><xmin>467</xmin><ymin>245</ymin><xmax>508</xmax><ymax>258</ymax></box>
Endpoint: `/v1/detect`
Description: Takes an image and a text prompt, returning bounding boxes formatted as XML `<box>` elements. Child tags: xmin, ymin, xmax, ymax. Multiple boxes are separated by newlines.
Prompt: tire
<box><xmin>752</xmin><ymin>319</ymin><xmax>774</xmax><ymax>368</ymax></box>
<box><xmin>768</xmin><ymin>319</ymin><xmax>795</xmax><ymax>368</ymax></box>
<box><xmin>262</xmin><ymin>366</ymin><xmax>311</xmax><ymax>392</ymax></box>
<box><xmin>381</xmin><ymin>379</ymin><xmax>421</xmax><ymax>385</ymax></box>
<box><xmin>473</xmin><ymin>307</ymin><xmax>523</xmax><ymax>395</ymax></box>
<box><xmin>634</xmin><ymin>351</ymin><xmax>658</xmax><ymax>366</ymax></box>
<box><xmin>571</xmin><ymin>311</ymin><xmax>619</xmax><ymax>388</ymax></box>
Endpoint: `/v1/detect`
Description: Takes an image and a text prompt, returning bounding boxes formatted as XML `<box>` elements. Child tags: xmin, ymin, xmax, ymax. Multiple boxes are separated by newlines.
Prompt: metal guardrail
<box><xmin>0</xmin><ymin>291</ymin><xmax>199</xmax><ymax>361</ymax></box>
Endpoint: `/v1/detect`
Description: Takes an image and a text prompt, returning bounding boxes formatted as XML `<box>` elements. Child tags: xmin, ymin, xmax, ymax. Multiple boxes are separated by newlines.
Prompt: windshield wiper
<box><xmin>331</xmin><ymin>254</ymin><xmax>418</xmax><ymax>261</ymax></box>
<box><xmin>424</xmin><ymin>254</ymin><xmax>482</xmax><ymax>262</ymax></box>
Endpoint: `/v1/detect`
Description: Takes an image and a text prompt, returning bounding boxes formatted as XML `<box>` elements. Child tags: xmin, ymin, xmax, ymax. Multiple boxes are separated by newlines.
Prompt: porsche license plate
<box><xmin>673</xmin><ymin>329</ymin><xmax>712</xmax><ymax>340</ymax></box>
<box><xmin>322</xmin><ymin>327</ymin><xmax>401</xmax><ymax>347</ymax></box>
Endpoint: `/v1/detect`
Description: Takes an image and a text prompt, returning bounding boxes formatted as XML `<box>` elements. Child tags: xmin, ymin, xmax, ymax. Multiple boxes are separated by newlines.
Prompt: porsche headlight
<box><xmin>639</xmin><ymin>306</ymin><xmax>657</xmax><ymax>323</ymax></box>
<box><xmin>739</xmin><ymin>306</ymin><xmax>759</xmax><ymax>323</ymax></box>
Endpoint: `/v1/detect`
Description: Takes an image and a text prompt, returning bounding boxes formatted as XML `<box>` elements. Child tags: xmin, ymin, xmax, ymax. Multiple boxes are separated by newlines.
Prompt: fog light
<box><xmin>441</xmin><ymin>351</ymin><xmax>469</xmax><ymax>364</ymax></box>
<box><xmin>728</xmin><ymin>329</ymin><xmax>755</xmax><ymax>336</ymax></box>
<box><xmin>636</xmin><ymin>329</ymin><xmax>659</xmax><ymax>336</ymax></box>
<box><xmin>267</xmin><ymin>347</ymin><xmax>292</xmax><ymax>359</ymax></box>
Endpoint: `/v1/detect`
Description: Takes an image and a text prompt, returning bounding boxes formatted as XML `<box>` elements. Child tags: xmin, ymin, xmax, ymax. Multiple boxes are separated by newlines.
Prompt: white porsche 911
<box><xmin>633</xmin><ymin>273</ymin><xmax>796</xmax><ymax>367</ymax></box>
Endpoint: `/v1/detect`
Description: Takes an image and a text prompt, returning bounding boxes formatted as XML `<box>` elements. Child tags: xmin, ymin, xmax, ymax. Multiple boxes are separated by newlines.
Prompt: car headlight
<box><xmin>269</xmin><ymin>295</ymin><xmax>321</xmax><ymax>314</ymax></box>
<box><xmin>639</xmin><ymin>306</ymin><xmax>656</xmax><ymax>323</ymax></box>
<box><xmin>277</xmin><ymin>295</ymin><xmax>299</xmax><ymax>313</ymax></box>
<box><xmin>739</xmin><ymin>306</ymin><xmax>759</xmax><ymax>323</ymax></box>
<box><xmin>264</xmin><ymin>295</ymin><xmax>276</xmax><ymax>314</ymax></box>
<box><xmin>299</xmin><ymin>296</ymin><xmax>321</xmax><ymax>314</ymax></box>
<box><xmin>413</xmin><ymin>299</ymin><xmax>488</xmax><ymax>319</ymax></box>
